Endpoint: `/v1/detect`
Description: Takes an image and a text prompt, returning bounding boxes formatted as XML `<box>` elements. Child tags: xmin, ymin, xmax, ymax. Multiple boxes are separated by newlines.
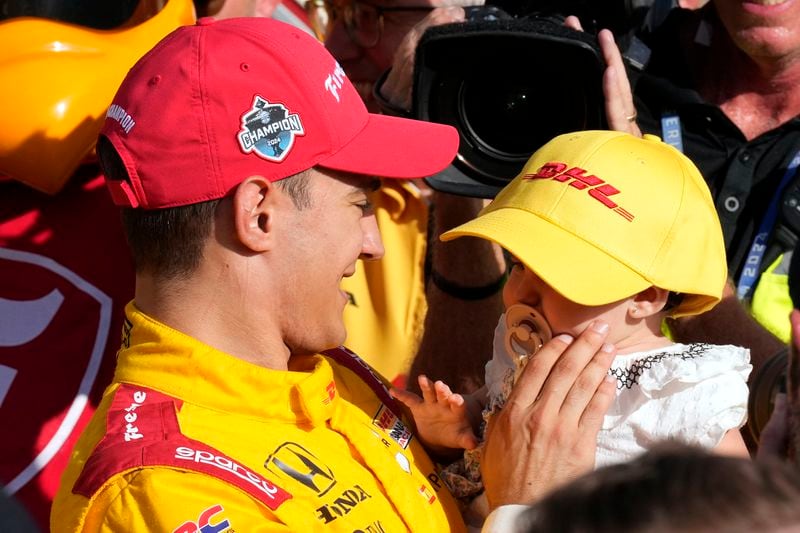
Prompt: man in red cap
<box><xmin>51</xmin><ymin>17</ymin><xmax>616</xmax><ymax>531</ymax></box>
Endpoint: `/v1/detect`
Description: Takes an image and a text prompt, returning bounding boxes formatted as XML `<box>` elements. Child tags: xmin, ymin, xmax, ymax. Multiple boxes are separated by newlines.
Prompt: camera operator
<box><xmin>393</xmin><ymin>5</ymin><xmax>652</xmax><ymax>392</ymax></box>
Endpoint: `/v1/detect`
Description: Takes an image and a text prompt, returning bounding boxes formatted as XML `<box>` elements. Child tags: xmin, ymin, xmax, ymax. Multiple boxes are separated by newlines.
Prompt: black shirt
<box><xmin>631</xmin><ymin>6</ymin><xmax>800</xmax><ymax>279</ymax></box>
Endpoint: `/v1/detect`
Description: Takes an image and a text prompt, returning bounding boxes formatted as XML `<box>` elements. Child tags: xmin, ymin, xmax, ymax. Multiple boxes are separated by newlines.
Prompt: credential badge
<box><xmin>238</xmin><ymin>96</ymin><xmax>305</xmax><ymax>162</ymax></box>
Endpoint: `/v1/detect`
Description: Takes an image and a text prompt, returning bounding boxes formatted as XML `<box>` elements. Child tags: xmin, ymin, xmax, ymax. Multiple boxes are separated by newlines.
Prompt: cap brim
<box><xmin>317</xmin><ymin>113</ymin><xmax>459</xmax><ymax>179</ymax></box>
<box><xmin>441</xmin><ymin>207</ymin><xmax>651</xmax><ymax>306</ymax></box>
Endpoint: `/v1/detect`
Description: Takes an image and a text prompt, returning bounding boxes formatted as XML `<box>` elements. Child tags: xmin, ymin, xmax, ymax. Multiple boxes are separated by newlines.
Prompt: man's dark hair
<box><xmin>275</xmin><ymin>168</ymin><xmax>312</xmax><ymax>210</ymax></box>
<box><xmin>520</xmin><ymin>441</ymin><xmax>800</xmax><ymax>533</ymax></box>
<box><xmin>97</xmin><ymin>135</ymin><xmax>311</xmax><ymax>279</ymax></box>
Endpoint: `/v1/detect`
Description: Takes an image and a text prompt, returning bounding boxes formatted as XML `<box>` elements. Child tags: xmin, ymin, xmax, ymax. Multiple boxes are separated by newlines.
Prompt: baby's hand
<box><xmin>391</xmin><ymin>375</ymin><xmax>480</xmax><ymax>454</ymax></box>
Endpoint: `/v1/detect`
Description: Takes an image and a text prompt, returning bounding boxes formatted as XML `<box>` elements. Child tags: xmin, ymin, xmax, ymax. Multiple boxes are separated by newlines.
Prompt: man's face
<box><xmin>713</xmin><ymin>0</ymin><xmax>800</xmax><ymax>61</ymax></box>
<box><xmin>324</xmin><ymin>0</ymin><xmax>437</xmax><ymax>110</ymax></box>
<box><xmin>275</xmin><ymin>168</ymin><xmax>384</xmax><ymax>355</ymax></box>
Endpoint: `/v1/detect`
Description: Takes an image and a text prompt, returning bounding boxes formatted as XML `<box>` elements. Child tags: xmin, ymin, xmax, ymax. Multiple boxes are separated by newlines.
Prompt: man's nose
<box><xmin>360</xmin><ymin>214</ymin><xmax>385</xmax><ymax>261</ymax></box>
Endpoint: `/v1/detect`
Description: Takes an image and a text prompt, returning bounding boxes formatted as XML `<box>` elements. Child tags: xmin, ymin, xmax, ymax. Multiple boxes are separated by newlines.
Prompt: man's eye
<box><xmin>357</xmin><ymin>201</ymin><xmax>373</xmax><ymax>213</ymax></box>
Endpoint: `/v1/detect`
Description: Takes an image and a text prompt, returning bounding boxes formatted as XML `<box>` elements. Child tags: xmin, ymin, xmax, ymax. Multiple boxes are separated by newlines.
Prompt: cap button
<box><xmin>197</xmin><ymin>16</ymin><xmax>216</xmax><ymax>26</ymax></box>
<box><xmin>642</xmin><ymin>134</ymin><xmax>662</xmax><ymax>143</ymax></box>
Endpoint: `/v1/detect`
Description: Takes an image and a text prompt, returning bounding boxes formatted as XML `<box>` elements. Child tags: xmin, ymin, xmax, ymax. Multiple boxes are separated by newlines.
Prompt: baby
<box><xmin>393</xmin><ymin>130</ymin><xmax>752</xmax><ymax>519</ymax></box>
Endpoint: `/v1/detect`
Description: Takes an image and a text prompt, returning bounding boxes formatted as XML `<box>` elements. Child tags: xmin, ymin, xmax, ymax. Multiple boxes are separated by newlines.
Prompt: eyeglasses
<box><xmin>319</xmin><ymin>0</ymin><xmax>436</xmax><ymax>48</ymax></box>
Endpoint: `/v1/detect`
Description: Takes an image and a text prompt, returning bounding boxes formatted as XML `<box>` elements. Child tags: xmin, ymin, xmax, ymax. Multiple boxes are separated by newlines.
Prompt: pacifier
<box><xmin>504</xmin><ymin>304</ymin><xmax>552</xmax><ymax>362</ymax></box>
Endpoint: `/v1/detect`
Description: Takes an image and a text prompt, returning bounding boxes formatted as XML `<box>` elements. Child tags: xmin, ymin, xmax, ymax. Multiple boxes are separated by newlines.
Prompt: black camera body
<box><xmin>412</xmin><ymin>3</ymin><xmax>634</xmax><ymax>198</ymax></box>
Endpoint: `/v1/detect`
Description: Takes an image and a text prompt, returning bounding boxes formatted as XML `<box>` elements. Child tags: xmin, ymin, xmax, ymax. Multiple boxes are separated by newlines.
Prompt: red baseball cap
<box><xmin>101</xmin><ymin>16</ymin><xmax>459</xmax><ymax>209</ymax></box>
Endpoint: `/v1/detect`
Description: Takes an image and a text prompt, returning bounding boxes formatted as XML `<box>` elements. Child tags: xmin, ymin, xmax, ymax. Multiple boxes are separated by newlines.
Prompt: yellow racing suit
<box><xmin>51</xmin><ymin>303</ymin><xmax>465</xmax><ymax>532</ymax></box>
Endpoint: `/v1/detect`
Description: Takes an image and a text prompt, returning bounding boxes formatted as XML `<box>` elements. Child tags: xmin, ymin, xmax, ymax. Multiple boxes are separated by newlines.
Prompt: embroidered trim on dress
<box><xmin>609</xmin><ymin>343</ymin><xmax>711</xmax><ymax>390</ymax></box>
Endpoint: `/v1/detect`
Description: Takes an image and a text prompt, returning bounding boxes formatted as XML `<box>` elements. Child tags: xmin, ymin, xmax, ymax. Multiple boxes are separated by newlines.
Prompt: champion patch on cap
<box><xmin>237</xmin><ymin>95</ymin><xmax>305</xmax><ymax>162</ymax></box>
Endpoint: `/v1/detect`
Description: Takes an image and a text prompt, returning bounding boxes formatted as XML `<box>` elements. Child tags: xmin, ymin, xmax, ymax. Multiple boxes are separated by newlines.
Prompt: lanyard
<box><xmin>323</xmin><ymin>346</ymin><xmax>406</xmax><ymax>419</ymax></box>
<box><xmin>736</xmin><ymin>149</ymin><xmax>800</xmax><ymax>301</ymax></box>
<box><xmin>660</xmin><ymin>113</ymin><xmax>683</xmax><ymax>153</ymax></box>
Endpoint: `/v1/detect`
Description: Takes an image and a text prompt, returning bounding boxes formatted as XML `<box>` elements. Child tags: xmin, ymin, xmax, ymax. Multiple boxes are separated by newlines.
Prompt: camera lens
<box><xmin>413</xmin><ymin>18</ymin><xmax>607</xmax><ymax>197</ymax></box>
<box><xmin>460</xmin><ymin>80</ymin><xmax>537</xmax><ymax>159</ymax></box>
<box><xmin>459</xmin><ymin>72</ymin><xmax>592</xmax><ymax>162</ymax></box>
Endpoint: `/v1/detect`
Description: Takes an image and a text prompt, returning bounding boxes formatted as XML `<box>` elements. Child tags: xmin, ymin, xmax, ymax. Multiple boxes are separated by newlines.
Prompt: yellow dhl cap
<box><xmin>442</xmin><ymin>130</ymin><xmax>727</xmax><ymax>317</ymax></box>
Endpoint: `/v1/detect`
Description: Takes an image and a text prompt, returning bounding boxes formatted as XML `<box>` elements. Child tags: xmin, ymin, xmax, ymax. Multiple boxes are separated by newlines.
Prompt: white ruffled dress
<box><xmin>483</xmin><ymin>317</ymin><xmax>752</xmax><ymax>468</ymax></box>
<box><xmin>444</xmin><ymin>317</ymin><xmax>752</xmax><ymax>527</ymax></box>
<box><xmin>596</xmin><ymin>342</ymin><xmax>751</xmax><ymax>466</ymax></box>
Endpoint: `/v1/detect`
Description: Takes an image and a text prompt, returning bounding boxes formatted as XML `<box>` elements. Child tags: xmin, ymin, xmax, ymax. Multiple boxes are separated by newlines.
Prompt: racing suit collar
<box><xmin>113</xmin><ymin>302</ymin><xmax>339</xmax><ymax>426</ymax></box>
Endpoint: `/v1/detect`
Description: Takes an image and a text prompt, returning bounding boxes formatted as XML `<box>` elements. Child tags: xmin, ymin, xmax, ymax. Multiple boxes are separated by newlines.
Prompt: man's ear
<box><xmin>629</xmin><ymin>286</ymin><xmax>670</xmax><ymax>319</ymax></box>
<box><xmin>231</xmin><ymin>176</ymin><xmax>282</xmax><ymax>253</ymax></box>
